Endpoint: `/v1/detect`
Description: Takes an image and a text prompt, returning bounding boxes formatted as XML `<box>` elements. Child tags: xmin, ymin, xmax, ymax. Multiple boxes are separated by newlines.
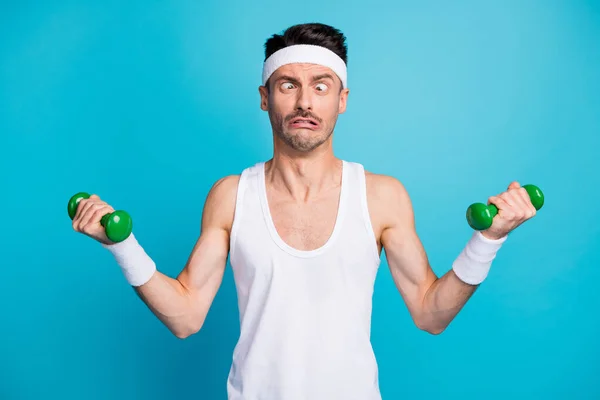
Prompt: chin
<box><xmin>291</xmin><ymin>136</ymin><xmax>330</xmax><ymax>152</ymax></box>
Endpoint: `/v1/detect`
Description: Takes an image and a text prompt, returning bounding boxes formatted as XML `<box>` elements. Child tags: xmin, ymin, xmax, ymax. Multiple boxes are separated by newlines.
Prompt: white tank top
<box><xmin>227</xmin><ymin>160</ymin><xmax>382</xmax><ymax>400</ymax></box>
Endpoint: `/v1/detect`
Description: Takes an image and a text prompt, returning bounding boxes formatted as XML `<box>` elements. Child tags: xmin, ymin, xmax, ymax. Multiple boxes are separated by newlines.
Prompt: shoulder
<box><xmin>202</xmin><ymin>175</ymin><xmax>240</xmax><ymax>232</ymax></box>
<box><xmin>209</xmin><ymin>174</ymin><xmax>240</xmax><ymax>194</ymax></box>
<box><xmin>364</xmin><ymin>170</ymin><xmax>414</xmax><ymax>230</ymax></box>
<box><xmin>364</xmin><ymin>171</ymin><xmax>411</xmax><ymax>206</ymax></box>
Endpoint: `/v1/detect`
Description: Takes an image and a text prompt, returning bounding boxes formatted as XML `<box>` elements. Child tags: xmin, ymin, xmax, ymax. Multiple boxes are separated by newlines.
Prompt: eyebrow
<box><xmin>311</xmin><ymin>73</ymin><xmax>335</xmax><ymax>82</ymax></box>
<box><xmin>276</xmin><ymin>73</ymin><xmax>336</xmax><ymax>84</ymax></box>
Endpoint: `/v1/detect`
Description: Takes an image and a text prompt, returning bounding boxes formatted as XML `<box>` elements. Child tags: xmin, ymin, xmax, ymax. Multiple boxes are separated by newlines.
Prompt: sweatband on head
<box><xmin>452</xmin><ymin>231</ymin><xmax>507</xmax><ymax>285</ymax></box>
<box><xmin>262</xmin><ymin>44</ymin><xmax>347</xmax><ymax>88</ymax></box>
<box><xmin>102</xmin><ymin>233</ymin><xmax>157</xmax><ymax>287</ymax></box>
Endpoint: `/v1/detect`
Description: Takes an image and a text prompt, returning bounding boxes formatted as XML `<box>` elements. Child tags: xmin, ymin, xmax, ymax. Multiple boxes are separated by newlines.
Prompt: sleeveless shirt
<box><xmin>227</xmin><ymin>160</ymin><xmax>382</xmax><ymax>400</ymax></box>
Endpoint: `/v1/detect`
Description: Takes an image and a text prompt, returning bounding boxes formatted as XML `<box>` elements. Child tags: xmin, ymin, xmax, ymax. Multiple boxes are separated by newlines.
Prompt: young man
<box><xmin>72</xmin><ymin>23</ymin><xmax>538</xmax><ymax>400</ymax></box>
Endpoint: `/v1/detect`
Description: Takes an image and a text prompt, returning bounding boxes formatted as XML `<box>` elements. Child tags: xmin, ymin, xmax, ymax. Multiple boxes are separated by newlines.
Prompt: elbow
<box><xmin>172</xmin><ymin>320</ymin><xmax>204</xmax><ymax>340</ymax></box>
<box><xmin>173</xmin><ymin>329</ymin><xmax>194</xmax><ymax>340</ymax></box>
<box><xmin>414</xmin><ymin>318</ymin><xmax>446</xmax><ymax>335</ymax></box>
<box><xmin>421</xmin><ymin>326</ymin><xmax>445</xmax><ymax>335</ymax></box>
<box><xmin>173</xmin><ymin>326</ymin><xmax>200</xmax><ymax>339</ymax></box>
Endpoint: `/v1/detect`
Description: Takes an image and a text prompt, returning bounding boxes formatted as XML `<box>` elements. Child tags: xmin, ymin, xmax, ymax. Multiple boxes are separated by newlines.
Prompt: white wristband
<box><xmin>452</xmin><ymin>231</ymin><xmax>507</xmax><ymax>285</ymax></box>
<box><xmin>102</xmin><ymin>234</ymin><xmax>156</xmax><ymax>287</ymax></box>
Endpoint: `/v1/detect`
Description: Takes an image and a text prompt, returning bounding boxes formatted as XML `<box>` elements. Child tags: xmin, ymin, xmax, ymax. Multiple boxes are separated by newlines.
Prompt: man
<box><xmin>72</xmin><ymin>23</ymin><xmax>538</xmax><ymax>399</ymax></box>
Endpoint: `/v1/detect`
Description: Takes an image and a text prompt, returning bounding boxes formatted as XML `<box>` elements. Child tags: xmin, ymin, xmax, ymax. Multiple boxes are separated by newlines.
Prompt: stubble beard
<box><xmin>272</xmin><ymin>111</ymin><xmax>334</xmax><ymax>153</ymax></box>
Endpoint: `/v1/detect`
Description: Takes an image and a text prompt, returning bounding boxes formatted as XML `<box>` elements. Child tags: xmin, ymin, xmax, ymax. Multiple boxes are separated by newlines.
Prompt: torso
<box><xmin>226</xmin><ymin>159</ymin><xmax>386</xmax><ymax>400</ymax></box>
<box><xmin>265</xmin><ymin>168</ymin><xmax>343</xmax><ymax>252</ymax></box>
<box><xmin>264</xmin><ymin>160</ymin><xmax>385</xmax><ymax>254</ymax></box>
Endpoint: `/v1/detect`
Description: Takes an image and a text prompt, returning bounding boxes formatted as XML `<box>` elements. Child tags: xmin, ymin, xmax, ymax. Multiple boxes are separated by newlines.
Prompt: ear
<box><xmin>338</xmin><ymin>88</ymin><xmax>350</xmax><ymax>114</ymax></box>
<box><xmin>259</xmin><ymin>85</ymin><xmax>268</xmax><ymax>111</ymax></box>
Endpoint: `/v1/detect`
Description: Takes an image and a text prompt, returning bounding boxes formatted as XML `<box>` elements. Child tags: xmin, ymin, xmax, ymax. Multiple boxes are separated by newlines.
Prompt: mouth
<box><xmin>289</xmin><ymin>117</ymin><xmax>320</xmax><ymax>130</ymax></box>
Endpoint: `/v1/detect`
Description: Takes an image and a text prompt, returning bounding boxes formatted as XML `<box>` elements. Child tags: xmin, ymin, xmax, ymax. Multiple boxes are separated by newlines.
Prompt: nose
<box><xmin>295</xmin><ymin>86</ymin><xmax>312</xmax><ymax>110</ymax></box>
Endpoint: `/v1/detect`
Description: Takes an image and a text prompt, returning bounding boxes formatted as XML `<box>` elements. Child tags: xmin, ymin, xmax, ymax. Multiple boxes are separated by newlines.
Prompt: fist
<box><xmin>71</xmin><ymin>194</ymin><xmax>115</xmax><ymax>245</ymax></box>
<box><xmin>482</xmin><ymin>182</ymin><xmax>537</xmax><ymax>240</ymax></box>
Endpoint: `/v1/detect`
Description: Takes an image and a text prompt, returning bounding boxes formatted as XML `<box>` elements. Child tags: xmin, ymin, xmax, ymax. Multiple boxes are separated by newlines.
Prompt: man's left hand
<box><xmin>482</xmin><ymin>181</ymin><xmax>537</xmax><ymax>240</ymax></box>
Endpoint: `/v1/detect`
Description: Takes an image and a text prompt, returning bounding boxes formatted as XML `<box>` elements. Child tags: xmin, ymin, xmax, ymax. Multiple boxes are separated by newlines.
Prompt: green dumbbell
<box><xmin>68</xmin><ymin>192</ymin><xmax>133</xmax><ymax>243</ymax></box>
<box><xmin>466</xmin><ymin>184</ymin><xmax>544</xmax><ymax>231</ymax></box>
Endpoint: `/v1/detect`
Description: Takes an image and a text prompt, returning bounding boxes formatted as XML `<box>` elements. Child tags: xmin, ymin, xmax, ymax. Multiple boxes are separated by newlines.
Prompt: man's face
<box><xmin>259</xmin><ymin>63</ymin><xmax>349</xmax><ymax>152</ymax></box>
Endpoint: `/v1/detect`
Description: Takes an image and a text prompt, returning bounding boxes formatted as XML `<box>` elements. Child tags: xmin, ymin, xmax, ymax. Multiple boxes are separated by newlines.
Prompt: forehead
<box><xmin>270</xmin><ymin>63</ymin><xmax>337</xmax><ymax>80</ymax></box>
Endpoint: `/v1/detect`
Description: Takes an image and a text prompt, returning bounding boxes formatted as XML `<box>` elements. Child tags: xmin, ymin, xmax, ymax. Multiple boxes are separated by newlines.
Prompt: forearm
<box><xmin>133</xmin><ymin>272</ymin><xmax>203</xmax><ymax>338</ymax></box>
<box><xmin>103</xmin><ymin>234</ymin><xmax>204</xmax><ymax>338</ymax></box>
<box><xmin>419</xmin><ymin>231</ymin><xmax>507</xmax><ymax>333</ymax></box>
<box><xmin>419</xmin><ymin>270</ymin><xmax>478</xmax><ymax>334</ymax></box>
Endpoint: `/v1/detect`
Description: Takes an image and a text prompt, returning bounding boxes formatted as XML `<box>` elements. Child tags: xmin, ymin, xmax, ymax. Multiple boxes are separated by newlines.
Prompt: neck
<box><xmin>265</xmin><ymin>140</ymin><xmax>342</xmax><ymax>202</ymax></box>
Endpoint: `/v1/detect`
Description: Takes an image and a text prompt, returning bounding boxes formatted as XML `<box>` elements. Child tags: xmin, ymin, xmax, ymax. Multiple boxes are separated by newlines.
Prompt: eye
<box><xmin>280</xmin><ymin>82</ymin><xmax>295</xmax><ymax>90</ymax></box>
<box><xmin>315</xmin><ymin>83</ymin><xmax>329</xmax><ymax>91</ymax></box>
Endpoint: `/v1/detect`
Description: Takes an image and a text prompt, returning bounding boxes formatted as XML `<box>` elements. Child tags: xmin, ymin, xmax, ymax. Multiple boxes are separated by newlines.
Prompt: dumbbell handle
<box><xmin>68</xmin><ymin>192</ymin><xmax>133</xmax><ymax>243</ymax></box>
<box><xmin>466</xmin><ymin>184</ymin><xmax>544</xmax><ymax>231</ymax></box>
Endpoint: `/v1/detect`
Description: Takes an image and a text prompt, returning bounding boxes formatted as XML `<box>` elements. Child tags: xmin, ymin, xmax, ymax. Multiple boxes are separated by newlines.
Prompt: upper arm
<box><xmin>176</xmin><ymin>175</ymin><xmax>239</xmax><ymax>307</ymax></box>
<box><xmin>367</xmin><ymin>173</ymin><xmax>436</xmax><ymax>316</ymax></box>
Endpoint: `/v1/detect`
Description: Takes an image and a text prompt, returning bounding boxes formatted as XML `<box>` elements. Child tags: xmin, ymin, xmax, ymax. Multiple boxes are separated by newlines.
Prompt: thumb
<box><xmin>90</xmin><ymin>194</ymin><xmax>100</xmax><ymax>200</ymax></box>
<box><xmin>508</xmin><ymin>181</ymin><xmax>521</xmax><ymax>190</ymax></box>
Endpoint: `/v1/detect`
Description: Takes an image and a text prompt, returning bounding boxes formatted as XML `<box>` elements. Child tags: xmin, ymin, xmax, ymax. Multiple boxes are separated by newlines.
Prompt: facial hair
<box><xmin>271</xmin><ymin>109</ymin><xmax>334</xmax><ymax>152</ymax></box>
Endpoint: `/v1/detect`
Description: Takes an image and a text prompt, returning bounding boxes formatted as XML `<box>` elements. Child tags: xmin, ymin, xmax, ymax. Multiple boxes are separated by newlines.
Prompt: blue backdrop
<box><xmin>1</xmin><ymin>1</ymin><xmax>599</xmax><ymax>399</ymax></box>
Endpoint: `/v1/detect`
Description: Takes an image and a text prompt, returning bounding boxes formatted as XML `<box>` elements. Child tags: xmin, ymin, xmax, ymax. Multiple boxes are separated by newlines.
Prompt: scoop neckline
<box><xmin>257</xmin><ymin>160</ymin><xmax>349</xmax><ymax>258</ymax></box>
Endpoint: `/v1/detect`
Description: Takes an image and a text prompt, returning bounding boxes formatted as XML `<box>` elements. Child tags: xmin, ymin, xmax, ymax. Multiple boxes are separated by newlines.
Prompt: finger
<box><xmin>499</xmin><ymin>191</ymin><xmax>520</xmax><ymax>209</ymax></box>
<box><xmin>515</xmin><ymin>187</ymin><xmax>537</xmax><ymax>217</ymax></box>
<box><xmin>73</xmin><ymin>198</ymin><xmax>88</xmax><ymax>223</ymax></box>
<box><xmin>501</xmin><ymin>190</ymin><xmax>528</xmax><ymax>219</ymax></box>
<box><xmin>505</xmin><ymin>190</ymin><xmax>530</xmax><ymax>219</ymax></box>
<box><xmin>75</xmin><ymin>199</ymin><xmax>98</xmax><ymax>224</ymax></box>
<box><xmin>79</xmin><ymin>203</ymin><xmax>112</xmax><ymax>230</ymax></box>
<box><xmin>73</xmin><ymin>200</ymin><xmax>91</xmax><ymax>229</ymax></box>
<box><xmin>508</xmin><ymin>181</ymin><xmax>521</xmax><ymax>191</ymax></box>
<box><xmin>82</xmin><ymin>205</ymin><xmax>114</xmax><ymax>235</ymax></box>
<box><xmin>73</xmin><ymin>195</ymin><xmax>101</xmax><ymax>221</ymax></box>
<box><xmin>489</xmin><ymin>195</ymin><xmax>515</xmax><ymax>219</ymax></box>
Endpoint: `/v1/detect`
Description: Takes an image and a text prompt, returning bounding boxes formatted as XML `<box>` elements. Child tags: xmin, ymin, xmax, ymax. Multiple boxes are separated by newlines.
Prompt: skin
<box><xmin>72</xmin><ymin>61</ymin><xmax>537</xmax><ymax>338</ymax></box>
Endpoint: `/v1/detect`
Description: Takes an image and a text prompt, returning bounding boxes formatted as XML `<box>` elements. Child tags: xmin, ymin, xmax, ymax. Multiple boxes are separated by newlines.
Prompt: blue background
<box><xmin>1</xmin><ymin>1</ymin><xmax>599</xmax><ymax>399</ymax></box>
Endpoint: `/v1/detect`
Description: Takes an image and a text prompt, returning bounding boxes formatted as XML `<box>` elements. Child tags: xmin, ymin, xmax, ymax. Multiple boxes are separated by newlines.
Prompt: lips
<box><xmin>289</xmin><ymin>117</ymin><xmax>320</xmax><ymax>130</ymax></box>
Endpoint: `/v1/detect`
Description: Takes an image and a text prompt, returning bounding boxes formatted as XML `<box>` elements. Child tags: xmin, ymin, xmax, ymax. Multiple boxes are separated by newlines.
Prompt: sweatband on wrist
<box><xmin>102</xmin><ymin>234</ymin><xmax>156</xmax><ymax>287</ymax></box>
<box><xmin>262</xmin><ymin>44</ymin><xmax>348</xmax><ymax>88</ymax></box>
<box><xmin>452</xmin><ymin>231</ymin><xmax>507</xmax><ymax>285</ymax></box>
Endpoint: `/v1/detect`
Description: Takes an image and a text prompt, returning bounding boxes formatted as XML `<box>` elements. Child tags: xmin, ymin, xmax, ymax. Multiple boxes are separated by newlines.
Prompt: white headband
<box><xmin>262</xmin><ymin>44</ymin><xmax>347</xmax><ymax>88</ymax></box>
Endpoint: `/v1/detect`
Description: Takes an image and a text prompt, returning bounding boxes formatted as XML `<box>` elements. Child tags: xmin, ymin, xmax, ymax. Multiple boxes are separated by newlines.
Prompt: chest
<box><xmin>267</xmin><ymin>188</ymin><xmax>341</xmax><ymax>251</ymax></box>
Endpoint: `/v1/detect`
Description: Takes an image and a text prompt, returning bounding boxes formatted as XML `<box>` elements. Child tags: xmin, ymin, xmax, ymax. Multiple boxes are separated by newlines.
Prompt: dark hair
<box><xmin>263</xmin><ymin>23</ymin><xmax>348</xmax><ymax>90</ymax></box>
<box><xmin>264</xmin><ymin>23</ymin><xmax>348</xmax><ymax>63</ymax></box>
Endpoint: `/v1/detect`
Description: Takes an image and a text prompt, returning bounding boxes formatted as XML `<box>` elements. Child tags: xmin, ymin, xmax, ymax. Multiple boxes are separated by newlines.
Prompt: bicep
<box><xmin>374</xmin><ymin>175</ymin><xmax>436</xmax><ymax>315</ymax></box>
<box><xmin>382</xmin><ymin>223</ymin><xmax>436</xmax><ymax>314</ymax></box>
<box><xmin>177</xmin><ymin>175</ymin><xmax>239</xmax><ymax>308</ymax></box>
<box><xmin>177</xmin><ymin>227</ymin><xmax>229</xmax><ymax>306</ymax></box>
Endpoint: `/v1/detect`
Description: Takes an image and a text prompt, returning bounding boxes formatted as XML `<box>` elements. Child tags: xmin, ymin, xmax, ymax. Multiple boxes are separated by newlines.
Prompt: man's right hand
<box><xmin>71</xmin><ymin>194</ymin><xmax>116</xmax><ymax>245</ymax></box>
